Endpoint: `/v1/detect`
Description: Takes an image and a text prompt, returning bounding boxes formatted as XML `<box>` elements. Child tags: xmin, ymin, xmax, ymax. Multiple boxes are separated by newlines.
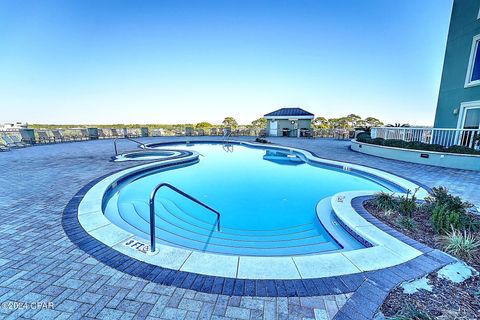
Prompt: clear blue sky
<box><xmin>0</xmin><ymin>0</ymin><xmax>452</xmax><ymax>125</ymax></box>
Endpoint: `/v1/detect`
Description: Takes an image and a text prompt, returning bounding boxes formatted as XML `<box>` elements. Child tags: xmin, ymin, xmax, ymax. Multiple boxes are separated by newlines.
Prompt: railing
<box><xmin>113</xmin><ymin>137</ymin><xmax>146</xmax><ymax>156</ymax></box>
<box><xmin>371</xmin><ymin>127</ymin><xmax>480</xmax><ymax>149</ymax></box>
<box><xmin>222</xmin><ymin>128</ymin><xmax>232</xmax><ymax>142</ymax></box>
<box><xmin>149</xmin><ymin>182</ymin><xmax>221</xmax><ymax>252</ymax></box>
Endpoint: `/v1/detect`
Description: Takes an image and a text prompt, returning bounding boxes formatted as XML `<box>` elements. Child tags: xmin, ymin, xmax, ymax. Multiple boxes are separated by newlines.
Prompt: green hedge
<box><xmin>356</xmin><ymin>133</ymin><xmax>480</xmax><ymax>155</ymax></box>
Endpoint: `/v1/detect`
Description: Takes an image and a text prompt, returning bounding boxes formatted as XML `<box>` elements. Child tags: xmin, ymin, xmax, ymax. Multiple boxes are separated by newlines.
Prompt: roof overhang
<box><xmin>264</xmin><ymin>115</ymin><xmax>314</xmax><ymax>120</ymax></box>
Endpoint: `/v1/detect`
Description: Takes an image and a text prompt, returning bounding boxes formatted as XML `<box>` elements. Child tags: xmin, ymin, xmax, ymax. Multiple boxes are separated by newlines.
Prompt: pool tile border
<box><xmin>63</xmin><ymin>181</ymin><xmax>456</xmax><ymax>302</ymax></box>
<box><xmin>77</xmin><ymin>140</ymin><xmax>431</xmax><ymax>280</ymax></box>
<box><xmin>63</xmin><ymin>141</ymin><xmax>457</xmax><ymax>305</ymax></box>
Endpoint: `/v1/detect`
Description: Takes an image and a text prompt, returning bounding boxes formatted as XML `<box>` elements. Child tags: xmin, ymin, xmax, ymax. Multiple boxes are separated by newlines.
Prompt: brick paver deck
<box><xmin>0</xmin><ymin>137</ymin><xmax>475</xmax><ymax>319</ymax></box>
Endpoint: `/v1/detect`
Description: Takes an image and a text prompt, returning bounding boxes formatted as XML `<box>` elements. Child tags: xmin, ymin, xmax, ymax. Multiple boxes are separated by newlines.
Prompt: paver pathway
<box><xmin>0</xmin><ymin>136</ymin><xmax>474</xmax><ymax>319</ymax></box>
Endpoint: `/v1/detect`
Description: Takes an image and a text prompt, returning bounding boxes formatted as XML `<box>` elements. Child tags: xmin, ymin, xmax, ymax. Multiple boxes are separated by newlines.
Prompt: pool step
<box><xmin>132</xmin><ymin>198</ymin><xmax>321</xmax><ymax>240</ymax></box>
<box><xmin>119</xmin><ymin>201</ymin><xmax>330</xmax><ymax>247</ymax></box>
<box><xmin>114</xmin><ymin>197</ymin><xmax>340</xmax><ymax>256</ymax></box>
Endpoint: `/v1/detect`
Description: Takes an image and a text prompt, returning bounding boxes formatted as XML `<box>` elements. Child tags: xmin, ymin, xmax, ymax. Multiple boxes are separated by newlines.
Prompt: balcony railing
<box><xmin>371</xmin><ymin>127</ymin><xmax>480</xmax><ymax>149</ymax></box>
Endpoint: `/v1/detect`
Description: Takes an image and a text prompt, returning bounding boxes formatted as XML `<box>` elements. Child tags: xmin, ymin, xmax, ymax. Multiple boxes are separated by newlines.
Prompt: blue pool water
<box><xmin>104</xmin><ymin>142</ymin><xmax>402</xmax><ymax>256</ymax></box>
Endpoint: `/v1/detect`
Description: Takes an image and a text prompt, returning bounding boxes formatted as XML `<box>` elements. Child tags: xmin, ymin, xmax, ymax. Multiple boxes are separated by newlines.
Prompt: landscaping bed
<box><xmin>356</xmin><ymin>132</ymin><xmax>480</xmax><ymax>155</ymax></box>
<box><xmin>363</xmin><ymin>187</ymin><xmax>480</xmax><ymax>319</ymax></box>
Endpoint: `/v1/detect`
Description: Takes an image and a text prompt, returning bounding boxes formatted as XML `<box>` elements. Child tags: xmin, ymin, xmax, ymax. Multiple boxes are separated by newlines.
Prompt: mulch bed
<box><xmin>381</xmin><ymin>273</ymin><xmax>480</xmax><ymax>319</ymax></box>
<box><xmin>364</xmin><ymin>200</ymin><xmax>480</xmax><ymax>319</ymax></box>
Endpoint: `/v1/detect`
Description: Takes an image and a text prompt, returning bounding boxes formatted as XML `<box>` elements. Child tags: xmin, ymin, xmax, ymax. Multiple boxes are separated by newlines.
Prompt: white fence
<box><xmin>371</xmin><ymin>127</ymin><xmax>480</xmax><ymax>149</ymax></box>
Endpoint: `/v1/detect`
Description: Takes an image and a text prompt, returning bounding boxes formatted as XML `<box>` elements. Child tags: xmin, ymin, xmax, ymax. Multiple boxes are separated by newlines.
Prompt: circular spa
<box><xmin>102</xmin><ymin>142</ymin><xmax>406</xmax><ymax>256</ymax></box>
<box><xmin>114</xmin><ymin>150</ymin><xmax>187</xmax><ymax>162</ymax></box>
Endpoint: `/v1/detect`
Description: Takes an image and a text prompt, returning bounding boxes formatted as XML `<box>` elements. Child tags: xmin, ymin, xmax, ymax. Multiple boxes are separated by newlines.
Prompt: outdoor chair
<box><xmin>10</xmin><ymin>134</ymin><xmax>31</xmax><ymax>146</ymax></box>
<box><xmin>80</xmin><ymin>129</ymin><xmax>90</xmax><ymax>140</ymax></box>
<box><xmin>334</xmin><ymin>129</ymin><xmax>349</xmax><ymax>140</ymax></box>
<box><xmin>63</xmin><ymin>130</ymin><xmax>78</xmax><ymax>141</ymax></box>
<box><xmin>102</xmin><ymin>128</ymin><xmax>113</xmax><ymax>139</ymax></box>
<box><xmin>196</xmin><ymin>129</ymin><xmax>205</xmax><ymax>136</ymax></box>
<box><xmin>97</xmin><ymin>129</ymin><xmax>107</xmax><ymax>139</ymax></box>
<box><xmin>185</xmin><ymin>127</ymin><xmax>194</xmax><ymax>136</ymax></box>
<box><xmin>300</xmin><ymin>128</ymin><xmax>314</xmax><ymax>138</ymax></box>
<box><xmin>37</xmin><ymin>131</ymin><xmax>52</xmax><ymax>143</ymax></box>
<box><xmin>51</xmin><ymin>130</ymin><xmax>66</xmax><ymax>143</ymax></box>
<box><xmin>0</xmin><ymin>142</ymin><xmax>10</xmax><ymax>151</ymax></box>
<box><xmin>111</xmin><ymin>128</ymin><xmax>123</xmax><ymax>138</ymax></box>
<box><xmin>126</xmin><ymin>129</ymin><xmax>139</xmax><ymax>138</ymax></box>
<box><xmin>2</xmin><ymin>133</ymin><xmax>26</xmax><ymax>147</ymax></box>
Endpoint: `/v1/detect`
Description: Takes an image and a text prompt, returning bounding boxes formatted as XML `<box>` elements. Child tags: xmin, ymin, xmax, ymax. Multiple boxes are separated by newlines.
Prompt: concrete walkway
<box><xmin>0</xmin><ymin>137</ymin><xmax>475</xmax><ymax>320</ymax></box>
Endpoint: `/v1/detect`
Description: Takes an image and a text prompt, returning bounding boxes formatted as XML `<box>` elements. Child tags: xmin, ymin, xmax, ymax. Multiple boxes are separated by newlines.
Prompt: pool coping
<box><xmin>112</xmin><ymin>149</ymin><xmax>190</xmax><ymax>162</ymax></box>
<box><xmin>74</xmin><ymin>140</ymin><xmax>434</xmax><ymax>281</ymax></box>
<box><xmin>64</xmin><ymin>183</ymin><xmax>456</xmax><ymax>301</ymax></box>
<box><xmin>70</xmin><ymin>140</ymin><xmax>440</xmax><ymax>280</ymax></box>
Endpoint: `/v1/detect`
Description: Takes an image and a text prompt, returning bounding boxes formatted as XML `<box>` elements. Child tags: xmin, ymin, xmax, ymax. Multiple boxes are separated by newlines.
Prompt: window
<box><xmin>465</xmin><ymin>35</ymin><xmax>480</xmax><ymax>87</ymax></box>
<box><xmin>463</xmin><ymin>107</ymin><xmax>480</xmax><ymax>129</ymax></box>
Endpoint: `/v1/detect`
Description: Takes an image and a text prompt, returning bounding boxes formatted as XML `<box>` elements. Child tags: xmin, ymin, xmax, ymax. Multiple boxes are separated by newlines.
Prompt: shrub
<box><xmin>447</xmin><ymin>145</ymin><xmax>480</xmax><ymax>155</ymax></box>
<box><xmin>398</xmin><ymin>216</ymin><xmax>416</xmax><ymax>230</ymax></box>
<box><xmin>407</xmin><ymin>141</ymin><xmax>429</xmax><ymax>150</ymax></box>
<box><xmin>358</xmin><ymin>137</ymin><xmax>480</xmax><ymax>155</ymax></box>
<box><xmin>356</xmin><ymin>132</ymin><xmax>371</xmax><ymax>142</ymax></box>
<box><xmin>431</xmin><ymin>205</ymin><xmax>475</xmax><ymax>234</ymax></box>
<box><xmin>421</xmin><ymin>143</ymin><xmax>446</xmax><ymax>152</ymax></box>
<box><xmin>425</xmin><ymin>187</ymin><xmax>473</xmax><ymax>213</ymax></box>
<box><xmin>383</xmin><ymin>139</ymin><xmax>409</xmax><ymax>148</ymax></box>
<box><xmin>373</xmin><ymin>191</ymin><xmax>397</xmax><ymax>212</ymax></box>
<box><xmin>442</xmin><ymin>227</ymin><xmax>480</xmax><ymax>259</ymax></box>
<box><xmin>398</xmin><ymin>188</ymin><xmax>419</xmax><ymax>218</ymax></box>
<box><xmin>371</xmin><ymin>137</ymin><xmax>385</xmax><ymax>145</ymax></box>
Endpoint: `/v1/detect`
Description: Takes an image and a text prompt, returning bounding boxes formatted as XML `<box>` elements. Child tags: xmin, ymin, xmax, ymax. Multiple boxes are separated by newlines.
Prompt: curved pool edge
<box><xmin>72</xmin><ymin>139</ymin><xmax>431</xmax><ymax>281</ymax></box>
<box><xmin>63</xmin><ymin>154</ymin><xmax>458</xmax><ymax>297</ymax></box>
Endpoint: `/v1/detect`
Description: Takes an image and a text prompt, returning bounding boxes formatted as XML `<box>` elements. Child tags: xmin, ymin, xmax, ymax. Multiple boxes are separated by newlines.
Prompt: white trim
<box><xmin>78</xmin><ymin>140</ymin><xmax>426</xmax><ymax>279</ymax></box>
<box><xmin>465</xmin><ymin>34</ymin><xmax>480</xmax><ymax>88</ymax></box>
<box><xmin>264</xmin><ymin>115</ymin><xmax>314</xmax><ymax>120</ymax></box>
<box><xmin>457</xmin><ymin>100</ymin><xmax>480</xmax><ymax>129</ymax></box>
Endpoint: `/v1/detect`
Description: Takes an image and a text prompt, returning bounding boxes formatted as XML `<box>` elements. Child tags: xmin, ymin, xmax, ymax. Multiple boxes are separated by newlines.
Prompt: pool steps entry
<box><xmin>107</xmin><ymin>192</ymin><xmax>346</xmax><ymax>256</ymax></box>
<box><xmin>149</xmin><ymin>182</ymin><xmax>221</xmax><ymax>252</ymax></box>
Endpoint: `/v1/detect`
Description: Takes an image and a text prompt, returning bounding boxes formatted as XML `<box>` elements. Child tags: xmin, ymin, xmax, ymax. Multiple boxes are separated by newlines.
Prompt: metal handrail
<box><xmin>222</xmin><ymin>129</ymin><xmax>232</xmax><ymax>142</ymax></box>
<box><xmin>149</xmin><ymin>182</ymin><xmax>221</xmax><ymax>252</ymax></box>
<box><xmin>113</xmin><ymin>136</ymin><xmax>147</xmax><ymax>156</ymax></box>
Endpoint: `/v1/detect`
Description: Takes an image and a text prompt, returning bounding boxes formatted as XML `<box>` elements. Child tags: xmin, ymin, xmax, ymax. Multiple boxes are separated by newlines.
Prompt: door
<box><xmin>461</xmin><ymin>107</ymin><xmax>480</xmax><ymax>147</ymax></box>
<box><xmin>269</xmin><ymin>120</ymin><xmax>278</xmax><ymax>136</ymax></box>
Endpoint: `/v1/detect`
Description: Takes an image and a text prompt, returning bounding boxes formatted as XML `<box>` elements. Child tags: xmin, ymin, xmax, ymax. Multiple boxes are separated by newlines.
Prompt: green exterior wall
<box><xmin>266</xmin><ymin>119</ymin><xmax>312</xmax><ymax>136</ymax></box>
<box><xmin>435</xmin><ymin>0</ymin><xmax>480</xmax><ymax>128</ymax></box>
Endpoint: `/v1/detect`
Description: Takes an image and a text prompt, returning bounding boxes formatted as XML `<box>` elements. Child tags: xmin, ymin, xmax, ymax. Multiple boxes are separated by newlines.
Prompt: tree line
<box><xmin>29</xmin><ymin>114</ymin><xmax>385</xmax><ymax>131</ymax></box>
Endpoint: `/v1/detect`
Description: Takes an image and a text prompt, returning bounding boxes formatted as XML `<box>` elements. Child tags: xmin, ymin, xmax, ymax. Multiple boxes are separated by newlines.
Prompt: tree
<box><xmin>195</xmin><ymin>122</ymin><xmax>212</xmax><ymax>128</ymax></box>
<box><xmin>251</xmin><ymin>117</ymin><xmax>267</xmax><ymax>129</ymax></box>
<box><xmin>386</xmin><ymin>123</ymin><xmax>410</xmax><ymax>127</ymax></box>
<box><xmin>222</xmin><ymin>117</ymin><xmax>238</xmax><ymax>129</ymax></box>
<box><xmin>364</xmin><ymin>117</ymin><xmax>384</xmax><ymax>127</ymax></box>
<box><xmin>345</xmin><ymin>114</ymin><xmax>362</xmax><ymax>128</ymax></box>
<box><xmin>312</xmin><ymin>117</ymin><xmax>329</xmax><ymax>129</ymax></box>
<box><xmin>328</xmin><ymin>117</ymin><xmax>349</xmax><ymax>129</ymax></box>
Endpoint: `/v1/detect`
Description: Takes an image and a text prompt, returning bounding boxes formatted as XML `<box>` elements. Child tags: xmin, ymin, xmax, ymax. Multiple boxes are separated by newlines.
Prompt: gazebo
<box><xmin>264</xmin><ymin>108</ymin><xmax>314</xmax><ymax>137</ymax></box>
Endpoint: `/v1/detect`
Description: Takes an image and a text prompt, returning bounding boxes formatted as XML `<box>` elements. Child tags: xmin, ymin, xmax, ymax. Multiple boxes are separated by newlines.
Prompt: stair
<box><xmin>112</xmin><ymin>193</ymin><xmax>340</xmax><ymax>256</ymax></box>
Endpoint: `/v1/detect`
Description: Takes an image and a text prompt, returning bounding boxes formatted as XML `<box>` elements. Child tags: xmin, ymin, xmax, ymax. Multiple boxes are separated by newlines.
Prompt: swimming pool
<box><xmin>102</xmin><ymin>142</ymin><xmax>406</xmax><ymax>256</ymax></box>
